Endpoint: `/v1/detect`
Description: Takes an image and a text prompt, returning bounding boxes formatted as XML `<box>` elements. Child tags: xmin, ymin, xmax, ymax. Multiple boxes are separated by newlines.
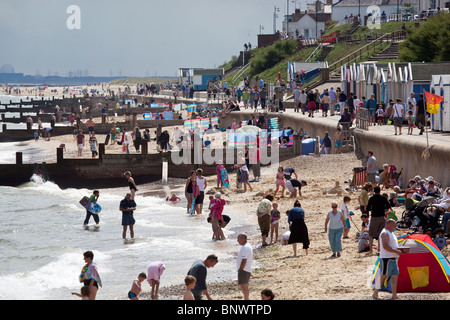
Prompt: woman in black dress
<box><xmin>287</xmin><ymin>200</ymin><xmax>310</xmax><ymax>257</ymax></box>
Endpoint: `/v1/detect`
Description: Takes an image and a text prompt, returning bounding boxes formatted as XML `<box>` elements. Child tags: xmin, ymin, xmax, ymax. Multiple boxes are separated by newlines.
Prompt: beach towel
<box><xmin>147</xmin><ymin>261</ymin><xmax>165</xmax><ymax>283</ymax></box>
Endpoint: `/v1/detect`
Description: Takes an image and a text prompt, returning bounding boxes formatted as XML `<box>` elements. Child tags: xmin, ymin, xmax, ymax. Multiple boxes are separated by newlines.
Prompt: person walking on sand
<box><xmin>123</xmin><ymin>171</ymin><xmax>138</xmax><ymax>199</ymax></box>
<box><xmin>187</xmin><ymin>254</ymin><xmax>218</xmax><ymax>300</ymax></box>
<box><xmin>236</xmin><ymin>234</ymin><xmax>253</xmax><ymax>300</ymax></box>
<box><xmin>119</xmin><ymin>193</ymin><xmax>137</xmax><ymax>239</ymax></box>
<box><xmin>367</xmin><ymin>186</ymin><xmax>392</xmax><ymax>255</ymax></box>
<box><xmin>324</xmin><ymin>202</ymin><xmax>346</xmax><ymax>258</ymax></box>
<box><xmin>79</xmin><ymin>251</ymin><xmax>102</xmax><ymax>300</ymax></box>
<box><xmin>257</xmin><ymin>194</ymin><xmax>273</xmax><ymax>247</ymax></box>
<box><xmin>76</xmin><ymin>129</ymin><xmax>85</xmax><ymax>157</ymax></box>
<box><xmin>373</xmin><ymin>219</ymin><xmax>405</xmax><ymax>300</ymax></box>
<box><xmin>128</xmin><ymin>272</ymin><xmax>147</xmax><ymax>300</ymax></box>
<box><xmin>86</xmin><ymin>117</ymin><xmax>95</xmax><ymax>137</ymax></box>
<box><xmin>287</xmin><ymin>200</ymin><xmax>310</xmax><ymax>257</ymax></box>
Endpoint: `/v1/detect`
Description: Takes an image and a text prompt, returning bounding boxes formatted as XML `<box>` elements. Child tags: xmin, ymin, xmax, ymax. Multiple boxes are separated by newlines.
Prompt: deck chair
<box><xmin>350</xmin><ymin>167</ymin><xmax>367</xmax><ymax>190</ymax></box>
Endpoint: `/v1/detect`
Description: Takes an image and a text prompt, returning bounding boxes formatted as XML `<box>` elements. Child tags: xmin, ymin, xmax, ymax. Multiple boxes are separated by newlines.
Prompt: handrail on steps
<box><xmin>328</xmin><ymin>30</ymin><xmax>405</xmax><ymax>73</ymax></box>
<box><xmin>305</xmin><ymin>43</ymin><xmax>323</xmax><ymax>62</ymax></box>
<box><xmin>231</xmin><ymin>62</ymin><xmax>251</xmax><ymax>84</ymax></box>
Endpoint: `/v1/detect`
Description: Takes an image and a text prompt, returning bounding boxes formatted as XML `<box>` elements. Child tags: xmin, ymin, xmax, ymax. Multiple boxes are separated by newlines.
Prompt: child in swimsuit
<box><xmin>274</xmin><ymin>167</ymin><xmax>285</xmax><ymax>198</ymax></box>
<box><xmin>128</xmin><ymin>272</ymin><xmax>147</xmax><ymax>300</ymax></box>
<box><xmin>270</xmin><ymin>203</ymin><xmax>281</xmax><ymax>243</ymax></box>
<box><xmin>166</xmin><ymin>193</ymin><xmax>181</xmax><ymax>204</ymax></box>
<box><xmin>124</xmin><ymin>171</ymin><xmax>138</xmax><ymax>199</ymax></box>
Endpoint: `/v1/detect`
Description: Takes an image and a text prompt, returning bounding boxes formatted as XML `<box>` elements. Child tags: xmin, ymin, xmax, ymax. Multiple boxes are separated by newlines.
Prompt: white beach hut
<box><xmin>431</xmin><ymin>75</ymin><xmax>450</xmax><ymax>132</ymax></box>
<box><xmin>430</xmin><ymin>75</ymin><xmax>442</xmax><ymax>131</ymax></box>
<box><xmin>439</xmin><ymin>75</ymin><xmax>450</xmax><ymax>132</ymax></box>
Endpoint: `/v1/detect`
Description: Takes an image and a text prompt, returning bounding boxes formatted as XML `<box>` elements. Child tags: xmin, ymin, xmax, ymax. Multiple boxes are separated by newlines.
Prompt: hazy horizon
<box><xmin>0</xmin><ymin>0</ymin><xmax>312</xmax><ymax>78</ymax></box>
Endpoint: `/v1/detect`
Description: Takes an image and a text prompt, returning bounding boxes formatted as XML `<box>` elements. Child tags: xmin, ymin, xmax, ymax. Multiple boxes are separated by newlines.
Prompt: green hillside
<box><xmin>222</xmin><ymin>19</ymin><xmax>425</xmax><ymax>87</ymax></box>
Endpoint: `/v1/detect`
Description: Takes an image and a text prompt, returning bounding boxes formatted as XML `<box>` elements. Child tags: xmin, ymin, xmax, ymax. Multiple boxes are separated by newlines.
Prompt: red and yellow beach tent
<box><xmin>372</xmin><ymin>234</ymin><xmax>450</xmax><ymax>293</ymax></box>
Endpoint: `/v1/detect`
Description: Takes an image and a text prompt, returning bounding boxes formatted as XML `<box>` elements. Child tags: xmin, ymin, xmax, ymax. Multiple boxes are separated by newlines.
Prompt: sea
<box><xmin>0</xmin><ymin>94</ymin><xmax>256</xmax><ymax>300</ymax></box>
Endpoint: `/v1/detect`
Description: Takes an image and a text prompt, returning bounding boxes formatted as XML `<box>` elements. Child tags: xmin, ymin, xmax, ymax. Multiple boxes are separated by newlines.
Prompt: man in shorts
<box><xmin>76</xmin><ymin>129</ymin><xmax>85</xmax><ymax>157</ymax></box>
<box><xmin>372</xmin><ymin>219</ymin><xmax>405</xmax><ymax>300</ymax></box>
<box><xmin>236</xmin><ymin>234</ymin><xmax>252</xmax><ymax>300</ymax></box>
<box><xmin>367</xmin><ymin>186</ymin><xmax>392</xmax><ymax>255</ymax></box>
<box><xmin>86</xmin><ymin>117</ymin><xmax>95</xmax><ymax>137</ymax></box>
<box><xmin>285</xmin><ymin>179</ymin><xmax>307</xmax><ymax>198</ymax></box>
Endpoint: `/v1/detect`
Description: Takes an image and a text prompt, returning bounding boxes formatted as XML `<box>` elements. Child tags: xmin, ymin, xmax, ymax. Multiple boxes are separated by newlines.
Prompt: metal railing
<box><xmin>231</xmin><ymin>63</ymin><xmax>251</xmax><ymax>84</ymax></box>
<box><xmin>305</xmin><ymin>43</ymin><xmax>323</xmax><ymax>62</ymax></box>
<box><xmin>356</xmin><ymin>108</ymin><xmax>369</xmax><ymax>131</ymax></box>
<box><xmin>328</xmin><ymin>32</ymin><xmax>399</xmax><ymax>73</ymax></box>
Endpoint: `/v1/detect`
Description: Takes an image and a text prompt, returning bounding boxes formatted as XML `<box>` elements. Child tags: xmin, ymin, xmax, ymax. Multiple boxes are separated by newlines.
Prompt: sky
<box><xmin>0</xmin><ymin>0</ymin><xmax>311</xmax><ymax>77</ymax></box>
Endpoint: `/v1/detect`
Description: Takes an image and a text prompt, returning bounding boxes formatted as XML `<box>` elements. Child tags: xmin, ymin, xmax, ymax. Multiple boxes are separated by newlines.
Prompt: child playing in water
<box><xmin>166</xmin><ymin>193</ymin><xmax>181</xmax><ymax>204</ymax></box>
<box><xmin>270</xmin><ymin>203</ymin><xmax>281</xmax><ymax>243</ymax></box>
<box><xmin>123</xmin><ymin>171</ymin><xmax>138</xmax><ymax>199</ymax></box>
<box><xmin>274</xmin><ymin>167</ymin><xmax>285</xmax><ymax>198</ymax></box>
<box><xmin>128</xmin><ymin>272</ymin><xmax>147</xmax><ymax>300</ymax></box>
<box><xmin>183</xmin><ymin>275</ymin><xmax>196</xmax><ymax>300</ymax></box>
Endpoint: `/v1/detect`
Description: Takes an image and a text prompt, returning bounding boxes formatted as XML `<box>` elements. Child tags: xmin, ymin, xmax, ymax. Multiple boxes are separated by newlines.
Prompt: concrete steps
<box><xmin>368</xmin><ymin>42</ymin><xmax>400</xmax><ymax>61</ymax></box>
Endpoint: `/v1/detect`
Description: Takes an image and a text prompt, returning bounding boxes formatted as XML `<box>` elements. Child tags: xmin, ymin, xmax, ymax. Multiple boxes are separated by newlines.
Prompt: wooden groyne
<box><xmin>0</xmin><ymin>143</ymin><xmax>298</xmax><ymax>189</ymax></box>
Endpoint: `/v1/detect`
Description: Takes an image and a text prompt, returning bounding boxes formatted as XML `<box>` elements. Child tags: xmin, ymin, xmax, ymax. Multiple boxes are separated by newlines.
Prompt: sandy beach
<box><xmin>149</xmin><ymin>152</ymin><xmax>449</xmax><ymax>301</ymax></box>
<box><xmin>7</xmin><ymin>127</ymin><xmax>450</xmax><ymax>300</ymax></box>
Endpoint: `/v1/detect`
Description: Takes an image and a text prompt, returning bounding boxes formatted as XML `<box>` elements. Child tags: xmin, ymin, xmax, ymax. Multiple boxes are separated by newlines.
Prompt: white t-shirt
<box><xmin>124</xmin><ymin>132</ymin><xmax>130</xmax><ymax>145</ymax></box>
<box><xmin>196</xmin><ymin>177</ymin><xmax>206</xmax><ymax>192</ymax></box>
<box><xmin>392</xmin><ymin>104</ymin><xmax>404</xmax><ymax>118</ymax></box>
<box><xmin>341</xmin><ymin>202</ymin><xmax>350</xmax><ymax>219</ymax></box>
<box><xmin>236</xmin><ymin>243</ymin><xmax>253</xmax><ymax>273</ymax></box>
<box><xmin>379</xmin><ymin>228</ymin><xmax>399</xmax><ymax>259</ymax></box>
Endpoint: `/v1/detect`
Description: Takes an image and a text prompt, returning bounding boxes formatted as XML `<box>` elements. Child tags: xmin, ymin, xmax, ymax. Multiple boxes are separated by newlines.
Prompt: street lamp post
<box><xmin>273</xmin><ymin>6</ymin><xmax>280</xmax><ymax>34</ymax></box>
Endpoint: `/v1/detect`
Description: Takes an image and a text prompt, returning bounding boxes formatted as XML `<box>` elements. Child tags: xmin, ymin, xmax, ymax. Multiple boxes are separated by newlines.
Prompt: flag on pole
<box><xmin>424</xmin><ymin>91</ymin><xmax>443</xmax><ymax>114</ymax></box>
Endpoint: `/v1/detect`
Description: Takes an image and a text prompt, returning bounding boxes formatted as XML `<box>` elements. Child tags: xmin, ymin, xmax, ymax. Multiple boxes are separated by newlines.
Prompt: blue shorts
<box><xmin>345</xmin><ymin>218</ymin><xmax>351</xmax><ymax>229</ymax></box>
<box><xmin>380</xmin><ymin>258</ymin><xmax>399</xmax><ymax>276</ymax></box>
<box><xmin>128</xmin><ymin>291</ymin><xmax>137</xmax><ymax>299</ymax></box>
<box><xmin>335</xmin><ymin>140</ymin><xmax>342</xmax><ymax>148</ymax></box>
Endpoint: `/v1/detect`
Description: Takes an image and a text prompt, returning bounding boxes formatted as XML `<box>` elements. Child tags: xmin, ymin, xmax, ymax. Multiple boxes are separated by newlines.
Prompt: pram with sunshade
<box><xmin>397</xmin><ymin>196</ymin><xmax>441</xmax><ymax>233</ymax></box>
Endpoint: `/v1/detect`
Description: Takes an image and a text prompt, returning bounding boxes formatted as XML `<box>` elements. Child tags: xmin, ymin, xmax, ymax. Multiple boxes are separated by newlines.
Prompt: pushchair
<box><xmin>396</xmin><ymin>196</ymin><xmax>439</xmax><ymax>231</ymax></box>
